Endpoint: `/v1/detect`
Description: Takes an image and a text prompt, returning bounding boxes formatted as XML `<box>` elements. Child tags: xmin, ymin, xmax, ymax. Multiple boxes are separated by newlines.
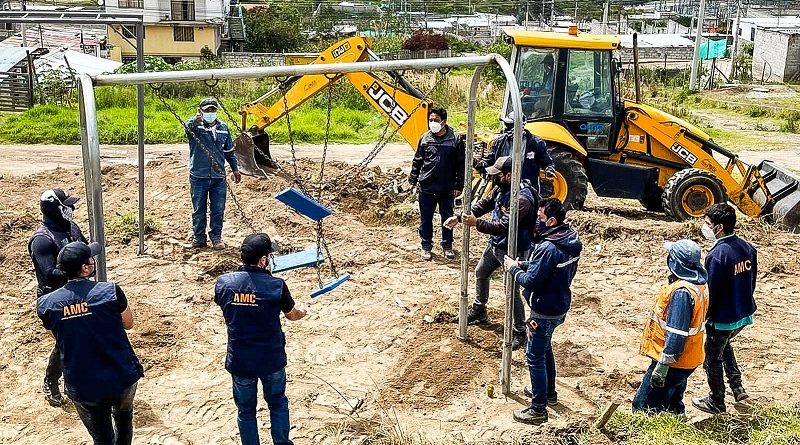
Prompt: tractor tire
<box><xmin>662</xmin><ymin>168</ymin><xmax>726</xmax><ymax>221</ymax></box>
<box><xmin>539</xmin><ymin>147</ymin><xmax>588</xmax><ymax>211</ymax></box>
<box><xmin>639</xmin><ymin>188</ymin><xmax>664</xmax><ymax>212</ymax></box>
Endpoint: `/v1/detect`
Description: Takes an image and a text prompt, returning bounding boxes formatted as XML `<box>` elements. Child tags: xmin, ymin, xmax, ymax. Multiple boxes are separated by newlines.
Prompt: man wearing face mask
<box><xmin>503</xmin><ymin>198</ymin><xmax>581</xmax><ymax>424</ymax></box>
<box><xmin>444</xmin><ymin>156</ymin><xmax>539</xmax><ymax>350</ymax></box>
<box><xmin>633</xmin><ymin>239</ymin><xmax>709</xmax><ymax>415</ymax></box>
<box><xmin>186</xmin><ymin>97</ymin><xmax>242</xmax><ymax>250</ymax></box>
<box><xmin>692</xmin><ymin>203</ymin><xmax>757</xmax><ymax>415</ymax></box>
<box><xmin>474</xmin><ymin>113</ymin><xmax>556</xmax><ymax>192</ymax></box>
<box><xmin>408</xmin><ymin>106</ymin><xmax>465</xmax><ymax>261</ymax></box>
<box><xmin>215</xmin><ymin>233</ymin><xmax>307</xmax><ymax>445</ymax></box>
<box><xmin>28</xmin><ymin>188</ymin><xmax>88</xmax><ymax>407</ymax></box>
<box><xmin>37</xmin><ymin>241</ymin><xmax>142</xmax><ymax>444</ymax></box>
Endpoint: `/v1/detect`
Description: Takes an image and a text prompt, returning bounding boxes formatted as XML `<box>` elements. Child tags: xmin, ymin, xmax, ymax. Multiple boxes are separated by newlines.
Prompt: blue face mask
<box><xmin>202</xmin><ymin>112</ymin><xmax>217</xmax><ymax>124</ymax></box>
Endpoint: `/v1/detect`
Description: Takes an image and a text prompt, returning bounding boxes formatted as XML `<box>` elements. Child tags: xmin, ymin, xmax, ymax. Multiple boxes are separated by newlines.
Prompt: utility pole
<box><xmin>689</xmin><ymin>0</ymin><xmax>708</xmax><ymax>90</ymax></box>
<box><xmin>574</xmin><ymin>1</ymin><xmax>578</xmax><ymax>22</ymax></box>
<box><xmin>20</xmin><ymin>0</ymin><xmax>27</xmax><ymax>47</ymax></box>
<box><xmin>602</xmin><ymin>0</ymin><xmax>609</xmax><ymax>34</ymax></box>
<box><xmin>617</xmin><ymin>0</ymin><xmax>622</xmax><ymax>33</ymax></box>
<box><xmin>729</xmin><ymin>0</ymin><xmax>741</xmax><ymax>79</ymax></box>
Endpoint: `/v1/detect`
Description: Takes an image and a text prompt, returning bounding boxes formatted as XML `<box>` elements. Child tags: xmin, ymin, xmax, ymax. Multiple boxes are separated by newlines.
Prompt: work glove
<box><xmin>650</xmin><ymin>362</ymin><xmax>669</xmax><ymax>388</ymax></box>
<box><xmin>544</xmin><ymin>166</ymin><xmax>557</xmax><ymax>179</ymax></box>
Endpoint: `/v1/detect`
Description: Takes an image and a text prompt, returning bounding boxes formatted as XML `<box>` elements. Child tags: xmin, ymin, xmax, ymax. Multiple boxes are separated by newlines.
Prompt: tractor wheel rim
<box><xmin>545</xmin><ymin>173</ymin><xmax>569</xmax><ymax>203</ymax></box>
<box><xmin>681</xmin><ymin>185</ymin><xmax>714</xmax><ymax>217</ymax></box>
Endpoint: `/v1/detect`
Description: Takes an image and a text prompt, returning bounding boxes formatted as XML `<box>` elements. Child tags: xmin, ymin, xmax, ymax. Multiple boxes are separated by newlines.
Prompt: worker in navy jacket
<box><xmin>504</xmin><ymin>198</ymin><xmax>581</xmax><ymax>425</ymax></box>
<box><xmin>408</xmin><ymin>106</ymin><xmax>465</xmax><ymax>261</ymax></box>
<box><xmin>692</xmin><ymin>203</ymin><xmax>758</xmax><ymax>415</ymax></box>
<box><xmin>474</xmin><ymin>113</ymin><xmax>557</xmax><ymax>191</ymax></box>
<box><xmin>215</xmin><ymin>233</ymin><xmax>307</xmax><ymax>445</ymax></box>
<box><xmin>186</xmin><ymin>97</ymin><xmax>241</xmax><ymax>250</ymax></box>
<box><xmin>28</xmin><ymin>188</ymin><xmax>88</xmax><ymax>407</ymax></box>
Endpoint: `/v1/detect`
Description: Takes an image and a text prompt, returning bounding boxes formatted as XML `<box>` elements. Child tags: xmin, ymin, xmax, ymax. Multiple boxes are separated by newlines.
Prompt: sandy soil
<box><xmin>0</xmin><ymin>153</ymin><xmax>799</xmax><ymax>444</ymax></box>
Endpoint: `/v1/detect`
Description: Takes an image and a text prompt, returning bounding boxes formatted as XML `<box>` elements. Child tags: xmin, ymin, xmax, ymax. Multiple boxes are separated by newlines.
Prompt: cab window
<box><xmin>564</xmin><ymin>50</ymin><xmax>613</xmax><ymax>117</ymax></box>
<box><xmin>514</xmin><ymin>47</ymin><xmax>558</xmax><ymax>119</ymax></box>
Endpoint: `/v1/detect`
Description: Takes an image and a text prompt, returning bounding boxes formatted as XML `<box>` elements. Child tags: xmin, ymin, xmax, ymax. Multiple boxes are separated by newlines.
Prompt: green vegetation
<box><xmin>107</xmin><ymin>211</ymin><xmax>160</xmax><ymax>241</ymax></box>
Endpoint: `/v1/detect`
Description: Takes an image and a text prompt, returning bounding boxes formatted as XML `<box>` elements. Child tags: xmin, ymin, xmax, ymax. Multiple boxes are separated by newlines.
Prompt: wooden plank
<box><xmin>593</xmin><ymin>401</ymin><xmax>621</xmax><ymax>430</ymax></box>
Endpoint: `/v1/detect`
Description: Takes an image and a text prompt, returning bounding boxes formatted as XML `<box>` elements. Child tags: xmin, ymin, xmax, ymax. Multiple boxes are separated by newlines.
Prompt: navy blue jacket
<box><xmin>28</xmin><ymin>216</ymin><xmax>86</xmax><ymax>297</ymax></box>
<box><xmin>471</xmin><ymin>180</ymin><xmax>539</xmax><ymax>252</ymax></box>
<box><xmin>510</xmin><ymin>223</ymin><xmax>582</xmax><ymax>318</ymax></box>
<box><xmin>475</xmin><ymin>130</ymin><xmax>555</xmax><ymax>187</ymax></box>
<box><xmin>409</xmin><ymin>126</ymin><xmax>466</xmax><ymax>194</ymax></box>
<box><xmin>37</xmin><ymin>280</ymin><xmax>143</xmax><ymax>402</ymax></box>
<box><xmin>705</xmin><ymin>235</ymin><xmax>758</xmax><ymax>325</ymax></box>
<box><xmin>215</xmin><ymin>265</ymin><xmax>295</xmax><ymax>377</ymax></box>
<box><xmin>186</xmin><ymin>118</ymin><xmax>239</xmax><ymax>179</ymax></box>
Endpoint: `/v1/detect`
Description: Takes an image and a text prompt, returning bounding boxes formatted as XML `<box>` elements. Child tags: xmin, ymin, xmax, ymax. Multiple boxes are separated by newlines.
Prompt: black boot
<box><xmin>467</xmin><ymin>306</ymin><xmax>488</xmax><ymax>325</ymax></box>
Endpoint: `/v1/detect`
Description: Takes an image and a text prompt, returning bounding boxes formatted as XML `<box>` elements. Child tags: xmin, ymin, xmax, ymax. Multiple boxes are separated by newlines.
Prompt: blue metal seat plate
<box><xmin>311</xmin><ymin>274</ymin><xmax>350</xmax><ymax>298</ymax></box>
<box><xmin>271</xmin><ymin>248</ymin><xmax>325</xmax><ymax>273</ymax></box>
<box><xmin>274</xmin><ymin>187</ymin><xmax>332</xmax><ymax>221</ymax></box>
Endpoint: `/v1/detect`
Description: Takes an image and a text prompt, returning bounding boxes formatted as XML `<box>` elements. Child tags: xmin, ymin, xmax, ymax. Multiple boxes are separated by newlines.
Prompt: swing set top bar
<box><xmin>92</xmin><ymin>55</ymin><xmax>498</xmax><ymax>86</ymax></box>
<box><xmin>0</xmin><ymin>11</ymin><xmax>144</xmax><ymax>25</ymax></box>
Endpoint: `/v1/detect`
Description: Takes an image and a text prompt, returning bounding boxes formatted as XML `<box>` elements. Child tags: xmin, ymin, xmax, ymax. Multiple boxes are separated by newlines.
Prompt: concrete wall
<box><xmin>108</xmin><ymin>24</ymin><xmax>220</xmax><ymax>61</ymax></box>
<box><xmin>752</xmin><ymin>28</ymin><xmax>791</xmax><ymax>82</ymax></box>
<box><xmin>619</xmin><ymin>45</ymin><xmax>694</xmax><ymax>62</ymax></box>
<box><xmin>788</xmin><ymin>34</ymin><xmax>800</xmax><ymax>82</ymax></box>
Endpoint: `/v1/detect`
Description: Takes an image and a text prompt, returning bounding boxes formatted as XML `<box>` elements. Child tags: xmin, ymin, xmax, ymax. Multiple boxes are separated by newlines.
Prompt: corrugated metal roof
<box><xmin>1</xmin><ymin>28</ymin><xmax>101</xmax><ymax>51</ymax></box>
<box><xmin>0</xmin><ymin>46</ymin><xmax>32</xmax><ymax>72</ymax></box>
<box><xmin>617</xmin><ymin>33</ymin><xmax>694</xmax><ymax>48</ymax></box>
<box><xmin>35</xmin><ymin>48</ymin><xmax>122</xmax><ymax>76</ymax></box>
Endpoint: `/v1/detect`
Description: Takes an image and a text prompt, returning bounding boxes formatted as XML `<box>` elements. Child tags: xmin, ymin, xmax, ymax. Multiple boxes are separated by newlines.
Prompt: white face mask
<box><xmin>701</xmin><ymin>223</ymin><xmax>717</xmax><ymax>241</ymax></box>
<box><xmin>60</xmin><ymin>205</ymin><xmax>74</xmax><ymax>222</ymax></box>
<box><xmin>428</xmin><ymin>121</ymin><xmax>443</xmax><ymax>134</ymax></box>
<box><xmin>202</xmin><ymin>112</ymin><xmax>217</xmax><ymax>124</ymax></box>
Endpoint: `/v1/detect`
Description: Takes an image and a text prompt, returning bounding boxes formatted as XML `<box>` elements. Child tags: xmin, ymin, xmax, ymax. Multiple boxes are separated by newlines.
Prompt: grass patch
<box><xmin>107</xmin><ymin>211</ymin><xmax>160</xmax><ymax>242</ymax></box>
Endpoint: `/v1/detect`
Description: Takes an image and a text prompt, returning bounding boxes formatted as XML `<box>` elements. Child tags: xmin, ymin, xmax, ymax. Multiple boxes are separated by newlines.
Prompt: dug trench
<box><xmin>0</xmin><ymin>159</ymin><xmax>799</xmax><ymax>444</ymax></box>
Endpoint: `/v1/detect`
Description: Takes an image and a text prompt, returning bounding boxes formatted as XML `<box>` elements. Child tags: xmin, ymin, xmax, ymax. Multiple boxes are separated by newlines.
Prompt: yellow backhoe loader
<box><xmin>234</xmin><ymin>33</ymin><xmax>800</xmax><ymax>232</ymax></box>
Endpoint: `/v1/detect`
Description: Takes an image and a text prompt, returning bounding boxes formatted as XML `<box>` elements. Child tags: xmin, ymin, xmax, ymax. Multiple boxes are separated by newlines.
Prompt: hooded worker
<box><xmin>28</xmin><ymin>188</ymin><xmax>88</xmax><ymax>407</ymax></box>
<box><xmin>632</xmin><ymin>239</ymin><xmax>710</xmax><ymax>414</ymax></box>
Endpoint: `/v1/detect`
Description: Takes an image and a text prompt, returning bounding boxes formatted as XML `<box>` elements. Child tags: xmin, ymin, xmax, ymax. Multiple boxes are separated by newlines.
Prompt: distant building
<box><xmin>734</xmin><ymin>17</ymin><xmax>800</xmax><ymax>43</ymax></box>
<box><xmin>752</xmin><ymin>27</ymin><xmax>800</xmax><ymax>82</ymax></box>
<box><xmin>104</xmin><ymin>0</ymin><xmax>239</xmax><ymax>62</ymax></box>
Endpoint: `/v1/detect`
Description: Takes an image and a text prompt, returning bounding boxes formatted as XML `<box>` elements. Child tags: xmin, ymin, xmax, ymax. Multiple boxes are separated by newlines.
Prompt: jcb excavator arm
<box><xmin>234</xmin><ymin>36</ymin><xmax>431</xmax><ymax>178</ymax></box>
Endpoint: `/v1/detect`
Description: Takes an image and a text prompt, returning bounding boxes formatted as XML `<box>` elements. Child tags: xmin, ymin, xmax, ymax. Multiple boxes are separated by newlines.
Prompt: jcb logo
<box><xmin>331</xmin><ymin>42</ymin><xmax>351</xmax><ymax>59</ymax></box>
<box><xmin>367</xmin><ymin>82</ymin><xmax>409</xmax><ymax>127</ymax></box>
<box><xmin>233</xmin><ymin>293</ymin><xmax>257</xmax><ymax>304</ymax></box>
<box><xmin>670</xmin><ymin>143</ymin><xmax>698</xmax><ymax>165</ymax></box>
<box><xmin>63</xmin><ymin>302</ymin><xmax>89</xmax><ymax>317</ymax></box>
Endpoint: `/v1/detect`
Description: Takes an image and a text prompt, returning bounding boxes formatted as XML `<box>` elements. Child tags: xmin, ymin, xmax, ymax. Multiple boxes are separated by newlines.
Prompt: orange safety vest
<box><xmin>640</xmin><ymin>280</ymin><xmax>710</xmax><ymax>370</ymax></box>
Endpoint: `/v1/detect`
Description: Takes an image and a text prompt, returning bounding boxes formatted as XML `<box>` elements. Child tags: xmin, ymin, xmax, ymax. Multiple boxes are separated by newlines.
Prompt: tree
<box><xmin>402</xmin><ymin>31</ymin><xmax>448</xmax><ymax>51</ymax></box>
<box><xmin>243</xmin><ymin>6</ymin><xmax>305</xmax><ymax>53</ymax></box>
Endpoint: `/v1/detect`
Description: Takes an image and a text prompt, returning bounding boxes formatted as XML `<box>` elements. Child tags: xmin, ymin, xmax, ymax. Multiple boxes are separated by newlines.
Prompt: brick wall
<box><xmin>787</xmin><ymin>34</ymin><xmax>800</xmax><ymax>82</ymax></box>
<box><xmin>752</xmin><ymin>28</ymin><xmax>791</xmax><ymax>82</ymax></box>
<box><xmin>619</xmin><ymin>46</ymin><xmax>694</xmax><ymax>62</ymax></box>
<box><xmin>220</xmin><ymin>52</ymin><xmax>285</xmax><ymax>67</ymax></box>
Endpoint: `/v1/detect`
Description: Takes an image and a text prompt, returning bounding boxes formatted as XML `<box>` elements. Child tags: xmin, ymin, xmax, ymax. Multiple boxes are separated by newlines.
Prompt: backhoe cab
<box><xmin>502</xmin><ymin>29</ymin><xmax>800</xmax><ymax>231</ymax></box>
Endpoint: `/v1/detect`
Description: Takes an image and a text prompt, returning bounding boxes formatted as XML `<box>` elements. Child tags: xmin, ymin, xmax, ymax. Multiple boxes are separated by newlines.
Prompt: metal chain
<box><xmin>280</xmin><ymin>85</ymin><xmax>311</xmax><ymax>196</ymax></box>
<box><xmin>149</xmin><ymin>84</ymin><xmax>258</xmax><ymax>234</ymax></box>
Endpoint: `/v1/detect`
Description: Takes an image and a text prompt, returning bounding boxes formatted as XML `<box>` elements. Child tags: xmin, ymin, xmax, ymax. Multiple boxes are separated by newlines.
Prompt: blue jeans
<box><xmin>474</xmin><ymin>244</ymin><xmax>528</xmax><ymax>335</ymax></box>
<box><xmin>632</xmin><ymin>360</ymin><xmax>696</xmax><ymax>414</ymax></box>
<box><xmin>232</xmin><ymin>369</ymin><xmax>293</xmax><ymax>445</ymax></box>
<box><xmin>71</xmin><ymin>383</ymin><xmax>137</xmax><ymax>445</ymax></box>
<box><xmin>190</xmin><ymin>176</ymin><xmax>227</xmax><ymax>244</ymax></box>
<box><xmin>418</xmin><ymin>190</ymin><xmax>454</xmax><ymax>250</ymax></box>
<box><xmin>526</xmin><ymin>315</ymin><xmax>565</xmax><ymax>412</ymax></box>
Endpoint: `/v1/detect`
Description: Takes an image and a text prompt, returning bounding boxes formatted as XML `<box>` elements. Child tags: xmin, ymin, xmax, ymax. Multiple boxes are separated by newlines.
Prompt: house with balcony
<box><xmin>105</xmin><ymin>0</ymin><xmax>242</xmax><ymax>62</ymax></box>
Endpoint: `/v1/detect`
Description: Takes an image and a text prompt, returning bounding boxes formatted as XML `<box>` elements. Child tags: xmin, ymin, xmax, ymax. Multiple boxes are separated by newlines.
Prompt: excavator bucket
<box><xmin>234</xmin><ymin>131</ymin><xmax>281</xmax><ymax>179</ymax></box>
<box><xmin>751</xmin><ymin>160</ymin><xmax>800</xmax><ymax>232</ymax></box>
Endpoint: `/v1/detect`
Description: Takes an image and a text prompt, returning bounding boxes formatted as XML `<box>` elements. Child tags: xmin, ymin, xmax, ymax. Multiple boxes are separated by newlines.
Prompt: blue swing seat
<box><xmin>311</xmin><ymin>274</ymin><xmax>351</xmax><ymax>298</ymax></box>
<box><xmin>271</xmin><ymin>248</ymin><xmax>325</xmax><ymax>273</ymax></box>
<box><xmin>274</xmin><ymin>187</ymin><xmax>332</xmax><ymax>221</ymax></box>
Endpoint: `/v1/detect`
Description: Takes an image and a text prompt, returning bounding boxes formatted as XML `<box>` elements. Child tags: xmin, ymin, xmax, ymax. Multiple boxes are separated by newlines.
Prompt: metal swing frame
<box><xmin>77</xmin><ymin>54</ymin><xmax>526</xmax><ymax>395</ymax></box>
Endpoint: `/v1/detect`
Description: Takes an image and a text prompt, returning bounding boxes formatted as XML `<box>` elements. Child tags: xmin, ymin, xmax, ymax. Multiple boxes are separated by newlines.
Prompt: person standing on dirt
<box><xmin>186</xmin><ymin>97</ymin><xmax>242</xmax><ymax>250</ymax></box>
<box><xmin>215</xmin><ymin>233</ymin><xmax>307</xmax><ymax>445</ymax></box>
<box><xmin>474</xmin><ymin>113</ymin><xmax>557</xmax><ymax>191</ymax></box>
<box><xmin>633</xmin><ymin>239</ymin><xmax>709</xmax><ymax>414</ymax></box>
<box><xmin>28</xmin><ymin>188</ymin><xmax>88</xmax><ymax>407</ymax></box>
<box><xmin>503</xmin><ymin>198</ymin><xmax>581</xmax><ymax>425</ymax></box>
<box><xmin>444</xmin><ymin>156</ymin><xmax>539</xmax><ymax>350</ymax></box>
<box><xmin>408</xmin><ymin>106</ymin><xmax>465</xmax><ymax>261</ymax></box>
<box><xmin>692</xmin><ymin>203</ymin><xmax>758</xmax><ymax>415</ymax></box>
<box><xmin>37</xmin><ymin>241</ymin><xmax>143</xmax><ymax>444</ymax></box>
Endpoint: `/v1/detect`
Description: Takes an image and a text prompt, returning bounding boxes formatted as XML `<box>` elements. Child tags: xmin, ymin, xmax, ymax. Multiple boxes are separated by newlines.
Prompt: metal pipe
<box><xmin>136</xmin><ymin>24</ymin><xmax>146</xmax><ymax>255</ymax></box>
<box><xmin>93</xmin><ymin>55</ymin><xmax>497</xmax><ymax>85</ymax></box>
<box><xmin>633</xmin><ymin>32</ymin><xmax>641</xmax><ymax>103</ymax></box>
<box><xmin>458</xmin><ymin>64</ymin><xmax>486</xmax><ymax>341</ymax></box>
<box><xmin>77</xmin><ymin>74</ymin><xmax>107</xmax><ymax>281</ymax></box>
<box><xmin>491</xmin><ymin>54</ymin><xmax>524</xmax><ymax>396</ymax></box>
<box><xmin>689</xmin><ymin>0</ymin><xmax>708</xmax><ymax>91</ymax></box>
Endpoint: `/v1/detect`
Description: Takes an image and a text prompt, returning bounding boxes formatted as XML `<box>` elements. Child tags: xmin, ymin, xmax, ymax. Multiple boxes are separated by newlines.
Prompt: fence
<box><xmin>0</xmin><ymin>71</ymin><xmax>33</xmax><ymax>112</ymax></box>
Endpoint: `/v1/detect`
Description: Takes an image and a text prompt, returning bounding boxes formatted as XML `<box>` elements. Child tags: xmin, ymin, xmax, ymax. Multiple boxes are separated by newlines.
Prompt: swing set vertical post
<box><xmin>136</xmin><ymin>23</ymin><xmax>146</xmax><ymax>255</ymax></box>
<box><xmin>458</xmin><ymin>65</ymin><xmax>486</xmax><ymax>341</ymax></box>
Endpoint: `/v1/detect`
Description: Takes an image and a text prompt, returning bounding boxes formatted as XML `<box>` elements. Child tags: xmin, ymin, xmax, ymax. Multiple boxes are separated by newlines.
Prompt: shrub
<box><xmin>402</xmin><ymin>31</ymin><xmax>448</xmax><ymax>51</ymax></box>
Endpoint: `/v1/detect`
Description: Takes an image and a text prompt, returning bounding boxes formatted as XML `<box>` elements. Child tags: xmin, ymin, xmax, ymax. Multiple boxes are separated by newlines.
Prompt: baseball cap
<box><xmin>57</xmin><ymin>241</ymin><xmax>101</xmax><ymax>273</ymax></box>
<box><xmin>199</xmin><ymin>97</ymin><xmax>218</xmax><ymax>111</ymax></box>
<box><xmin>500</xmin><ymin>112</ymin><xmax>517</xmax><ymax>125</ymax></box>
<box><xmin>663</xmin><ymin>239</ymin><xmax>708</xmax><ymax>283</ymax></box>
<box><xmin>240</xmin><ymin>233</ymin><xmax>278</xmax><ymax>264</ymax></box>
<box><xmin>485</xmin><ymin>156</ymin><xmax>513</xmax><ymax>175</ymax></box>
<box><xmin>41</xmin><ymin>188</ymin><xmax>79</xmax><ymax>207</ymax></box>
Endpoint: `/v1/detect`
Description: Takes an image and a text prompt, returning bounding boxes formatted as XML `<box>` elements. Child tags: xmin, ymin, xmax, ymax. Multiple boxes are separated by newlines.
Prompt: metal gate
<box><xmin>0</xmin><ymin>70</ymin><xmax>33</xmax><ymax>112</ymax></box>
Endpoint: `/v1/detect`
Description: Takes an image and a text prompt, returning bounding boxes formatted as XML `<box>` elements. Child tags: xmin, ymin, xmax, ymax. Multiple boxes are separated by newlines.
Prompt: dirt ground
<box><xmin>1</xmin><ymin>149</ymin><xmax>799</xmax><ymax>445</ymax></box>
